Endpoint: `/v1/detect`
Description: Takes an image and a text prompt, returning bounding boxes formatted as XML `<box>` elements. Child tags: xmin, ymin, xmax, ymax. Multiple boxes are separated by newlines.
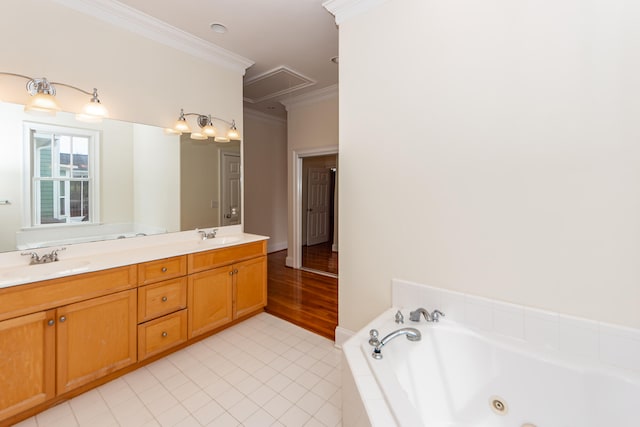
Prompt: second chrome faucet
<box><xmin>409</xmin><ymin>307</ymin><xmax>445</xmax><ymax>323</ymax></box>
<box><xmin>197</xmin><ymin>228</ymin><xmax>218</xmax><ymax>240</ymax></box>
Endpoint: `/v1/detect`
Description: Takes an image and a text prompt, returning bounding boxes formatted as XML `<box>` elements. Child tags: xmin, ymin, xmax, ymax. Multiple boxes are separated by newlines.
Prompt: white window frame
<box><xmin>22</xmin><ymin>122</ymin><xmax>101</xmax><ymax>228</ymax></box>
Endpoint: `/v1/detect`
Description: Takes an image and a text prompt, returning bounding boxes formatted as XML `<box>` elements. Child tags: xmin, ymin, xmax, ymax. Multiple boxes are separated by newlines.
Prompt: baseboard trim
<box><xmin>267</xmin><ymin>241</ymin><xmax>287</xmax><ymax>254</ymax></box>
<box><xmin>334</xmin><ymin>326</ymin><xmax>355</xmax><ymax>348</ymax></box>
<box><xmin>285</xmin><ymin>256</ymin><xmax>294</xmax><ymax>268</ymax></box>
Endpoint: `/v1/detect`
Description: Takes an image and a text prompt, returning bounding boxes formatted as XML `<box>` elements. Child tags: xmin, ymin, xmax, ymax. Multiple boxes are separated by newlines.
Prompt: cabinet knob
<box><xmin>229</xmin><ymin>271</ymin><xmax>233</xmax><ymax>276</ymax></box>
<box><xmin>161</xmin><ymin>267</ymin><xmax>168</xmax><ymax>272</ymax></box>
<box><xmin>47</xmin><ymin>319</ymin><xmax>55</xmax><ymax>326</ymax></box>
<box><xmin>161</xmin><ymin>296</ymin><xmax>168</xmax><ymax>302</ymax></box>
<box><xmin>59</xmin><ymin>316</ymin><xmax>66</xmax><ymax>323</ymax></box>
<box><xmin>161</xmin><ymin>331</ymin><xmax>168</xmax><ymax>337</ymax></box>
<box><xmin>234</xmin><ymin>269</ymin><xmax>238</xmax><ymax>274</ymax></box>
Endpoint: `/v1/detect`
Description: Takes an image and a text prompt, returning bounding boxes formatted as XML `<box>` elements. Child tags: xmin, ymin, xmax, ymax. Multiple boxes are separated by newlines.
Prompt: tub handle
<box><xmin>431</xmin><ymin>310</ymin><xmax>445</xmax><ymax>322</ymax></box>
<box><xmin>395</xmin><ymin>310</ymin><xmax>404</xmax><ymax>324</ymax></box>
<box><xmin>368</xmin><ymin>329</ymin><xmax>380</xmax><ymax>346</ymax></box>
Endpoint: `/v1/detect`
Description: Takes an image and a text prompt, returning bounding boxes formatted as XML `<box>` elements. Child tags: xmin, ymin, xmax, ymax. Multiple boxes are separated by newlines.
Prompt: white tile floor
<box><xmin>15</xmin><ymin>313</ymin><xmax>342</xmax><ymax>427</ymax></box>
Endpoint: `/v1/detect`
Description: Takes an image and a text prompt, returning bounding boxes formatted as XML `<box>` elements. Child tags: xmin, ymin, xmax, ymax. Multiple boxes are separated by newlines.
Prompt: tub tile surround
<box><xmin>342</xmin><ymin>279</ymin><xmax>640</xmax><ymax>426</ymax></box>
<box><xmin>0</xmin><ymin>225</ymin><xmax>268</xmax><ymax>288</ymax></box>
<box><xmin>392</xmin><ymin>279</ymin><xmax>640</xmax><ymax>375</ymax></box>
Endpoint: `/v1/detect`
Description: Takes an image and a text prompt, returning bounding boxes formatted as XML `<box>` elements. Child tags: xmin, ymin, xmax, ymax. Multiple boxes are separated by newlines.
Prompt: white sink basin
<box><xmin>197</xmin><ymin>235</ymin><xmax>243</xmax><ymax>246</ymax></box>
<box><xmin>0</xmin><ymin>259</ymin><xmax>91</xmax><ymax>281</ymax></box>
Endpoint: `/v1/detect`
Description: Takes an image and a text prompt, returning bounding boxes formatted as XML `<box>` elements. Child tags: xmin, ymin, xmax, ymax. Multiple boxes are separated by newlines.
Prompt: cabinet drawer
<box><xmin>188</xmin><ymin>241</ymin><xmax>266</xmax><ymax>273</ymax></box>
<box><xmin>138</xmin><ymin>256</ymin><xmax>187</xmax><ymax>285</ymax></box>
<box><xmin>138</xmin><ymin>309</ymin><xmax>187</xmax><ymax>361</ymax></box>
<box><xmin>138</xmin><ymin>278</ymin><xmax>187</xmax><ymax>323</ymax></box>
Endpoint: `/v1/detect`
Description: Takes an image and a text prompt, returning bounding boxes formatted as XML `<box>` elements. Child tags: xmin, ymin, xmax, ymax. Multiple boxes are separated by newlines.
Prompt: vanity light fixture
<box><xmin>170</xmin><ymin>109</ymin><xmax>240</xmax><ymax>142</ymax></box>
<box><xmin>0</xmin><ymin>72</ymin><xmax>108</xmax><ymax>121</ymax></box>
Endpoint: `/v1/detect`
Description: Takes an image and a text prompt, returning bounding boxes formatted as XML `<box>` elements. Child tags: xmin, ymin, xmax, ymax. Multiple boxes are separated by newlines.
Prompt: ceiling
<box><xmin>116</xmin><ymin>0</ymin><xmax>339</xmax><ymax>118</ymax></box>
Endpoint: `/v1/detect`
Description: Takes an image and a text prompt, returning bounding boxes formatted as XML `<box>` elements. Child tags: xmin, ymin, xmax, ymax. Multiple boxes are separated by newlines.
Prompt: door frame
<box><xmin>288</xmin><ymin>146</ymin><xmax>338</xmax><ymax>269</ymax></box>
<box><xmin>220</xmin><ymin>150</ymin><xmax>241</xmax><ymax>226</ymax></box>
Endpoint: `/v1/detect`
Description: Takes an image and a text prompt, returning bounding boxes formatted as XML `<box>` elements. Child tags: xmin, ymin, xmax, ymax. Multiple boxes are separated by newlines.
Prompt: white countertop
<box><xmin>0</xmin><ymin>227</ymin><xmax>269</xmax><ymax>289</ymax></box>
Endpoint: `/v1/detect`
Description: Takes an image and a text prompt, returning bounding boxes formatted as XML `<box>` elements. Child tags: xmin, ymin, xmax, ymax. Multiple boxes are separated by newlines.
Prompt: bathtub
<box><xmin>345</xmin><ymin>308</ymin><xmax>640</xmax><ymax>427</ymax></box>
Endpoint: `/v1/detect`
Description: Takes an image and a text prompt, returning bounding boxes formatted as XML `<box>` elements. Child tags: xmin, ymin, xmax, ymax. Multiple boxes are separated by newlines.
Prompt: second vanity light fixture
<box><xmin>170</xmin><ymin>109</ymin><xmax>240</xmax><ymax>142</ymax></box>
<box><xmin>0</xmin><ymin>72</ymin><xmax>108</xmax><ymax>122</ymax></box>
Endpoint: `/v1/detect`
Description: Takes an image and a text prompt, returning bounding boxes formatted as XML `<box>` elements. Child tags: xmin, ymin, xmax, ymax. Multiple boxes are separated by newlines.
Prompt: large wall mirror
<box><xmin>0</xmin><ymin>102</ymin><xmax>241</xmax><ymax>253</ymax></box>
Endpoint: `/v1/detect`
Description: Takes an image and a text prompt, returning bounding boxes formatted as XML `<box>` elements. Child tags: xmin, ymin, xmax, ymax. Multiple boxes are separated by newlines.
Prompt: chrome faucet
<box><xmin>410</xmin><ymin>307</ymin><xmax>432</xmax><ymax>322</ymax></box>
<box><xmin>197</xmin><ymin>228</ymin><xmax>218</xmax><ymax>240</ymax></box>
<box><xmin>21</xmin><ymin>247</ymin><xmax>66</xmax><ymax>265</ymax></box>
<box><xmin>410</xmin><ymin>308</ymin><xmax>445</xmax><ymax>323</ymax></box>
<box><xmin>371</xmin><ymin>327</ymin><xmax>421</xmax><ymax>359</ymax></box>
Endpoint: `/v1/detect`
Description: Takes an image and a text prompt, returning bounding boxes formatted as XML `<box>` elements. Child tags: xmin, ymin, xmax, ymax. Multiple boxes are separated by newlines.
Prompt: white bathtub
<box><xmin>348</xmin><ymin>309</ymin><xmax>640</xmax><ymax>427</ymax></box>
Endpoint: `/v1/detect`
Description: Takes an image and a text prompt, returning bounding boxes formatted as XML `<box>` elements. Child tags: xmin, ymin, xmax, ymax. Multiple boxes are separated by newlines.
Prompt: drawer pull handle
<box><xmin>161</xmin><ymin>267</ymin><xmax>168</xmax><ymax>272</ymax></box>
<box><xmin>161</xmin><ymin>296</ymin><xmax>168</xmax><ymax>302</ymax></box>
<box><xmin>162</xmin><ymin>331</ymin><xmax>168</xmax><ymax>337</ymax></box>
<box><xmin>59</xmin><ymin>316</ymin><xmax>66</xmax><ymax>323</ymax></box>
<box><xmin>47</xmin><ymin>319</ymin><xmax>55</xmax><ymax>326</ymax></box>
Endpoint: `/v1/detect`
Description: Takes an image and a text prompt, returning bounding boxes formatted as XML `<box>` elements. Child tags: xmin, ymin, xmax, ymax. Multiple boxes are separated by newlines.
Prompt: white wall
<box><xmin>336</xmin><ymin>0</ymin><xmax>640</xmax><ymax>331</ymax></box>
<box><xmin>284</xmin><ymin>94</ymin><xmax>339</xmax><ymax>261</ymax></box>
<box><xmin>243</xmin><ymin>109</ymin><xmax>288</xmax><ymax>253</ymax></box>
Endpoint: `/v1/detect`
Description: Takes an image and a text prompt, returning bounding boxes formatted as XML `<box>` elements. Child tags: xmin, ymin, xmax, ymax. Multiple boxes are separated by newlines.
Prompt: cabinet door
<box><xmin>188</xmin><ymin>266</ymin><xmax>233</xmax><ymax>338</ymax></box>
<box><xmin>0</xmin><ymin>310</ymin><xmax>55</xmax><ymax>420</ymax></box>
<box><xmin>234</xmin><ymin>256</ymin><xmax>267</xmax><ymax>319</ymax></box>
<box><xmin>57</xmin><ymin>290</ymin><xmax>137</xmax><ymax>394</ymax></box>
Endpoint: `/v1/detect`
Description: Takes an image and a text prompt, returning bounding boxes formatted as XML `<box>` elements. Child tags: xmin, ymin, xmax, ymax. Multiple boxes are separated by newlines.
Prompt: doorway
<box><xmin>289</xmin><ymin>146</ymin><xmax>339</xmax><ymax>275</ymax></box>
<box><xmin>220</xmin><ymin>151</ymin><xmax>241</xmax><ymax>226</ymax></box>
<box><xmin>301</xmin><ymin>155</ymin><xmax>338</xmax><ymax>276</ymax></box>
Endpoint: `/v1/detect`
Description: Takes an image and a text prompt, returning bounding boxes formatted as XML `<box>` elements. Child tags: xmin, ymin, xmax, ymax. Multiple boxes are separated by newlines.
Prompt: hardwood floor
<box><xmin>302</xmin><ymin>242</ymin><xmax>338</xmax><ymax>275</ymax></box>
<box><xmin>266</xmin><ymin>250</ymin><xmax>338</xmax><ymax>340</ymax></box>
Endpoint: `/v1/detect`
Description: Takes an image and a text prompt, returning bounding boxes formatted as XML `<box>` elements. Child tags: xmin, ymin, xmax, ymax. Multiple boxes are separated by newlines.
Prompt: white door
<box><xmin>306</xmin><ymin>168</ymin><xmax>331</xmax><ymax>246</ymax></box>
<box><xmin>221</xmin><ymin>152</ymin><xmax>241</xmax><ymax>226</ymax></box>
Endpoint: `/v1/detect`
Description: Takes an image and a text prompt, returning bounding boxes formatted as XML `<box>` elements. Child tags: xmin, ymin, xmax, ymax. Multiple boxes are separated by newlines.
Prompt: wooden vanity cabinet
<box><xmin>137</xmin><ymin>257</ymin><xmax>189</xmax><ymax>361</ymax></box>
<box><xmin>138</xmin><ymin>255</ymin><xmax>187</xmax><ymax>286</ymax></box>
<box><xmin>234</xmin><ymin>256</ymin><xmax>268</xmax><ymax>319</ymax></box>
<box><xmin>0</xmin><ymin>266</ymin><xmax>137</xmax><ymax>420</ymax></box>
<box><xmin>188</xmin><ymin>266</ymin><xmax>234</xmax><ymax>338</ymax></box>
<box><xmin>188</xmin><ymin>241</ymin><xmax>267</xmax><ymax>338</ymax></box>
<box><xmin>56</xmin><ymin>289</ymin><xmax>137</xmax><ymax>394</ymax></box>
<box><xmin>0</xmin><ymin>239</ymin><xmax>268</xmax><ymax>425</ymax></box>
<box><xmin>0</xmin><ymin>310</ymin><xmax>55</xmax><ymax>421</ymax></box>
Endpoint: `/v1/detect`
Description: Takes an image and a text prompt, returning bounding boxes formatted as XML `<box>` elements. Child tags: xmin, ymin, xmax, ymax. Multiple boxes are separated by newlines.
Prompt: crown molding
<box><xmin>280</xmin><ymin>84</ymin><xmax>338</xmax><ymax>111</ymax></box>
<box><xmin>323</xmin><ymin>0</ymin><xmax>390</xmax><ymax>25</ymax></box>
<box><xmin>53</xmin><ymin>0</ymin><xmax>254</xmax><ymax>75</ymax></box>
<box><xmin>244</xmin><ymin>108</ymin><xmax>287</xmax><ymax>125</ymax></box>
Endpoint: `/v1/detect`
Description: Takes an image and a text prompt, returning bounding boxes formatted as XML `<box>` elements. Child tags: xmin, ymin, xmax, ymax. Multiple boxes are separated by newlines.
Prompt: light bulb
<box><xmin>24</xmin><ymin>92</ymin><xmax>61</xmax><ymax>115</ymax></box>
<box><xmin>227</xmin><ymin>120</ymin><xmax>240</xmax><ymax>140</ymax></box>
<box><xmin>190</xmin><ymin>132</ymin><xmax>208</xmax><ymax>140</ymax></box>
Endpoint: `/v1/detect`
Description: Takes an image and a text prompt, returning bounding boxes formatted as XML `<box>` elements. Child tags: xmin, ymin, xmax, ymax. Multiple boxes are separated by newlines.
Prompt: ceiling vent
<box><xmin>243</xmin><ymin>66</ymin><xmax>316</xmax><ymax>103</ymax></box>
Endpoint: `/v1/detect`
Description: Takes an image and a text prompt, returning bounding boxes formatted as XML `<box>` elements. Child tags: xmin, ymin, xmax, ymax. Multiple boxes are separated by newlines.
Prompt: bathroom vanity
<box><xmin>0</xmin><ymin>232</ymin><xmax>267</xmax><ymax>426</ymax></box>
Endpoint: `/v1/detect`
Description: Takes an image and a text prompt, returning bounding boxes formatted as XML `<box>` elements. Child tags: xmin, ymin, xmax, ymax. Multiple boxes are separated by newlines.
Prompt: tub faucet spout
<box><xmin>372</xmin><ymin>327</ymin><xmax>421</xmax><ymax>359</ymax></box>
<box><xmin>409</xmin><ymin>308</ymin><xmax>432</xmax><ymax>322</ymax></box>
<box><xmin>410</xmin><ymin>308</ymin><xmax>446</xmax><ymax>323</ymax></box>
